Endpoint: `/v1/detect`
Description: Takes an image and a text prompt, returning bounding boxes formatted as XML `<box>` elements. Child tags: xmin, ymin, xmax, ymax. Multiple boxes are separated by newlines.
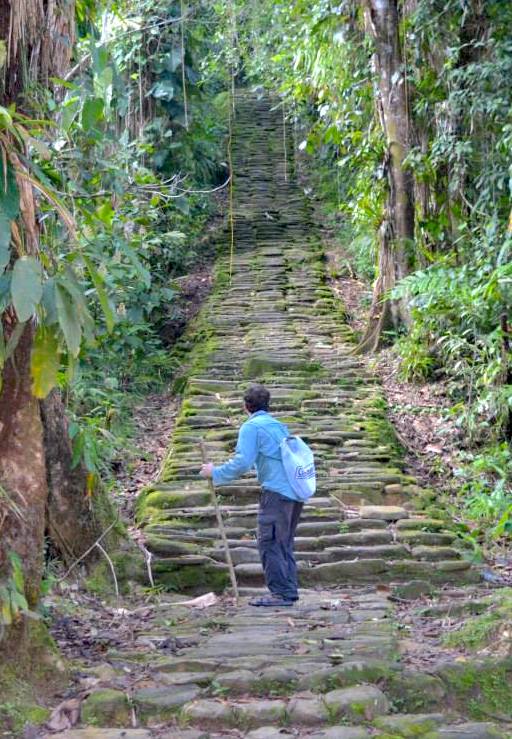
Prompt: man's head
<box><xmin>243</xmin><ymin>384</ymin><xmax>270</xmax><ymax>415</ymax></box>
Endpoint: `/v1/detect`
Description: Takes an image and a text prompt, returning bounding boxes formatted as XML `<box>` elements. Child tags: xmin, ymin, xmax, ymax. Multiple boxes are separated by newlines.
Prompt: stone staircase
<box><xmin>135</xmin><ymin>92</ymin><xmax>477</xmax><ymax>595</ymax></box>
<box><xmin>49</xmin><ymin>94</ymin><xmax>511</xmax><ymax>739</ymax></box>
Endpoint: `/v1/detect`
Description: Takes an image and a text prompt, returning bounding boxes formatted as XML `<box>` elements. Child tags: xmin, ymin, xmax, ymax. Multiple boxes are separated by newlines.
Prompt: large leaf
<box><xmin>82</xmin><ymin>97</ymin><xmax>104</xmax><ymax>131</ymax></box>
<box><xmin>41</xmin><ymin>278</ymin><xmax>58</xmax><ymax>324</ymax></box>
<box><xmin>149</xmin><ymin>80</ymin><xmax>175</xmax><ymax>102</ymax></box>
<box><xmin>0</xmin><ymin>272</ymin><xmax>10</xmax><ymax>312</ymax></box>
<box><xmin>31</xmin><ymin>326</ymin><xmax>60</xmax><ymax>398</ymax></box>
<box><xmin>0</xmin><ymin>158</ymin><xmax>20</xmax><ymax>220</ymax></box>
<box><xmin>4</xmin><ymin>320</ymin><xmax>26</xmax><ymax>361</ymax></box>
<box><xmin>0</xmin><ymin>214</ymin><xmax>11</xmax><ymax>272</ymax></box>
<box><xmin>60</xmin><ymin>266</ymin><xmax>95</xmax><ymax>342</ymax></box>
<box><xmin>11</xmin><ymin>256</ymin><xmax>43</xmax><ymax>321</ymax></box>
<box><xmin>55</xmin><ymin>282</ymin><xmax>81</xmax><ymax>357</ymax></box>
<box><xmin>83</xmin><ymin>256</ymin><xmax>115</xmax><ymax>332</ymax></box>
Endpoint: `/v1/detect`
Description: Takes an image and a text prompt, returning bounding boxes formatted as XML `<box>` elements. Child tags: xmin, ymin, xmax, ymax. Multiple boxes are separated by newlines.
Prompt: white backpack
<box><xmin>280</xmin><ymin>436</ymin><xmax>316</xmax><ymax>501</ymax></box>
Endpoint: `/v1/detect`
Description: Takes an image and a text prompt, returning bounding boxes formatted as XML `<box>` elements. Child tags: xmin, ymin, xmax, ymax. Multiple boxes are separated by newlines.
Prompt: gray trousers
<box><xmin>258</xmin><ymin>488</ymin><xmax>303</xmax><ymax>600</ymax></box>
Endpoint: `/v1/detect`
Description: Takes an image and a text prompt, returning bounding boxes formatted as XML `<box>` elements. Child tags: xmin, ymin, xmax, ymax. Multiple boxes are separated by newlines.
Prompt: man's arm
<box><xmin>209</xmin><ymin>422</ymin><xmax>259</xmax><ymax>486</ymax></box>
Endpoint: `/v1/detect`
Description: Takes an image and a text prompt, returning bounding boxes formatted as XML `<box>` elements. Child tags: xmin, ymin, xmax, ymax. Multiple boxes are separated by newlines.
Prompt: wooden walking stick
<box><xmin>200</xmin><ymin>439</ymin><xmax>240</xmax><ymax>604</ymax></box>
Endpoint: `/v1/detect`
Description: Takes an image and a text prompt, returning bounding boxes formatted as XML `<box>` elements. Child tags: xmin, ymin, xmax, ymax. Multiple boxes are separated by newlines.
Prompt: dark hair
<box><xmin>244</xmin><ymin>384</ymin><xmax>270</xmax><ymax>414</ymax></box>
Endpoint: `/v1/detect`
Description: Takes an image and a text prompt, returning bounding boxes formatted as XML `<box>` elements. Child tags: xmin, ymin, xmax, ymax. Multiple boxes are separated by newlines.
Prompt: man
<box><xmin>200</xmin><ymin>384</ymin><xmax>303</xmax><ymax>607</ymax></box>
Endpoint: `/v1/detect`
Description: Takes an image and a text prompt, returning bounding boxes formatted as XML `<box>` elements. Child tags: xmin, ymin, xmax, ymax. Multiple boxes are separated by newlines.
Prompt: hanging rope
<box><xmin>229</xmin><ymin>0</ymin><xmax>237</xmax><ymax>116</ymax></box>
<box><xmin>227</xmin><ymin>0</ymin><xmax>237</xmax><ymax>284</ymax></box>
<box><xmin>282</xmin><ymin>101</ymin><xmax>288</xmax><ymax>183</ymax></box>
<box><xmin>227</xmin><ymin>88</ymin><xmax>235</xmax><ymax>285</ymax></box>
<box><xmin>181</xmin><ymin>0</ymin><xmax>189</xmax><ymax>130</ymax></box>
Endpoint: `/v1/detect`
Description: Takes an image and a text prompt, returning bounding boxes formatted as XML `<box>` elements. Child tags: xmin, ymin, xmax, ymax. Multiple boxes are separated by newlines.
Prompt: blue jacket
<box><xmin>212</xmin><ymin>411</ymin><xmax>300</xmax><ymax>501</ymax></box>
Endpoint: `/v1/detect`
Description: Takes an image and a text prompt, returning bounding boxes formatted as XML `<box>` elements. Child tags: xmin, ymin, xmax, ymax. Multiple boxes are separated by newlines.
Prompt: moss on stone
<box><xmin>137</xmin><ymin>490</ymin><xmax>210</xmax><ymax>514</ymax></box>
<box><xmin>0</xmin><ymin>702</ymin><xmax>50</xmax><ymax>734</ymax></box>
<box><xmin>85</xmin><ymin>546</ymin><xmax>146</xmax><ymax>596</ymax></box>
<box><xmin>152</xmin><ymin>562</ymin><xmax>230</xmax><ymax>593</ymax></box>
<box><xmin>0</xmin><ymin>622</ymin><xmax>67</xmax><ymax>736</ymax></box>
<box><xmin>385</xmin><ymin>671</ymin><xmax>446</xmax><ymax>713</ymax></box>
<box><xmin>243</xmin><ymin>354</ymin><xmax>323</xmax><ymax>379</ymax></box>
<box><xmin>442</xmin><ymin>588</ymin><xmax>512</xmax><ymax>651</ymax></box>
<box><xmin>81</xmin><ymin>688</ymin><xmax>131</xmax><ymax>727</ymax></box>
<box><xmin>435</xmin><ymin>658</ymin><xmax>512</xmax><ymax>720</ymax></box>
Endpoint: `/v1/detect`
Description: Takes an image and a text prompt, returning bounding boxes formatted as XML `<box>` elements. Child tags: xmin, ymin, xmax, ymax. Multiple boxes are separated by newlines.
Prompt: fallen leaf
<box><xmin>171</xmin><ymin>592</ymin><xmax>218</xmax><ymax>609</ymax></box>
<box><xmin>46</xmin><ymin>697</ymin><xmax>81</xmax><ymax>730</ymax></box>
<box><xmin>425</xmin><ymin>444</ymin><xmax>443</xmax><ymax>454</ymax></box>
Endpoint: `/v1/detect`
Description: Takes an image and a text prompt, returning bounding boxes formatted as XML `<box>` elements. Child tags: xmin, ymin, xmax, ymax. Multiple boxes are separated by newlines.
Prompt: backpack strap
<box><xmin>249</xmin><ymin>419</ymin><xmax>288</xmax><ymax>461</ymax></box>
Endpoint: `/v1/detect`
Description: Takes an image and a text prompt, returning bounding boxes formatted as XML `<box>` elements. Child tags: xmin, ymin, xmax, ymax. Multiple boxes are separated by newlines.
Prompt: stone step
<box><xmin>181</xmin><ymin>684</ymin><xmax>390</xmax><ymax>729</ymax></box>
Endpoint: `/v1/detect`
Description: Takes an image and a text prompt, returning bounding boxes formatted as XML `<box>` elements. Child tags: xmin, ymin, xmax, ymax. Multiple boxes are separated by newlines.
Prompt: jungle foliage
<box><xmin>1</xmin><ymin>0</ymin><xmax>229</xmax><ymax>479</ymax></box>
<box><xmin>0</xmin><ymin>0</ymin><xmax>230</xmax><ymax>646</ymax></box>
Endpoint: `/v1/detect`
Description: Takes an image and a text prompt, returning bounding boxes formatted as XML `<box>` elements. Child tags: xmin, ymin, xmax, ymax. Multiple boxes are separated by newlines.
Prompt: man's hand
<box><xmin>200</xmin><ymin>462</ymin><xmax>214</xmax><ymax>478</ymax></box>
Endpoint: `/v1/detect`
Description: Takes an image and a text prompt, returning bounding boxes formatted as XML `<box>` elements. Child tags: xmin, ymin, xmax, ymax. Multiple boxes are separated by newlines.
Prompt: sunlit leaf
<box><xmin>31</xmin><ymin>326</ymin><xmax>60</xmax><ymax>398</ymax></box>
<box><xmin>95</xmin><ymin>201</ymin><xmax>115</xmax><ymax>226</ymax></box>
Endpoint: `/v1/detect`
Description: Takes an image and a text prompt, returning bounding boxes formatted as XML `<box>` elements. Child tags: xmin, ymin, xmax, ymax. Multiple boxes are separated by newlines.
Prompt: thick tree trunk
<box><xmin>41</xmin><ymin>391</ymin><xmax>108</xmax><ymax>566</ymax></box>
<box><xmin>0</xmin><ymin>324</ymin><xmax>48</xmax><ymax>609</ymax></box>
<box><xmin>355</xmin><ymin>219</ymin><xmax>396</xmax><ymax>353</ymax></box>
<box><xmin>357</xmin><ymin>0</ymin><xmax>415</xmax><ymax>352</ymax></box>
<box><xmin>0</xmin><ymin>0</ymin><xmax>99</xmax><ymax>660</ymax></box>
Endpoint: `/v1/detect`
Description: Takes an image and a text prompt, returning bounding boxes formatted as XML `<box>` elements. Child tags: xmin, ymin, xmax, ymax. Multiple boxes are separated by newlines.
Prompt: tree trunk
<box><xmin>41</xmin><ymin>391</ymin><xmax>110</xmax><ymax>566</ymax></box>
<box><xmin>0</xmin><ymin>324</ymin><xmax>48</xmax><ymax>609</ymax></box>
<box><xmin>0</xmin><ymin>0</ymin><xmax>85</xmax><ymax>657</ymax></box>
<box><xmin>357</xmin><ymin>0</ymin><xmax>415</xmax><ymax>352</ymax></box>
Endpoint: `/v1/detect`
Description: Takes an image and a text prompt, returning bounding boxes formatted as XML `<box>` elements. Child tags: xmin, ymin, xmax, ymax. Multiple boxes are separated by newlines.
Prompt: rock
<box><xmin>392</xmin><ymin>580</ymin><xmax>435</xmax><ymax>600</ymax></box>
<box><xmin>386</xmin><ymin>671</ymin><xmax>446</xmax><ymax>711</ymax></box>
<box><xmin>384</xmin><ymin>483</ymin><xmax>404</xmax><ymax>495</ymax></box>
<box><xmin>159</xmin><ymin>732</ymin><xmax>210</xmax><ymax>739</ymax></box>
<box><xmin>287</xmin><ymin>696</ymin><xmax>327</xmax><ymax>725</ymax></box>
<box><xmin>412</xmin><ymin>546</ymin><xmax>460</xmax><ymax>561</ymax></box>
<box><xmin>216</xmin><ymin>669</ymin><xmax>257</xmax><ymax>693</ymax></box>
<box><xmin>258</xmin><ymin>665</ymin><xmax>298</xmax><ymax>687</ymax></box>
<box><xmin>132</xmin><ymin>685</ymin><xmax>201</xmax><ymax>720</ymax></box>
<box><xmin>245</xmin><ymin>729</ymin><xmax>289</xmax><ymax>739</ymax></box>
<box><xmin>425</xmin><ymin>723</ymin><xmax>506</xmax><ymax>739</ymax></box>
<box><xmin>323</xmin><ymin>685</ymin><xmax>389</xmax><ymax>722</ymax></box>
<box><xmin>232</xmin><ymin>698</ymin><xmax>287</xmax><ymax>727</ymax></box>
<box><xmin>359</xmin><ymin>505</ymin><xmax>409</xmax><ymax>520</ymax></box>
<box><xmin>80</xmin><ymin>690</ymin><xmax>130</xmax><ymax>728</ymax></box>
<box><xmin>308</xmin><ymin>729</ymin><xmax>370</xmax><ymax>739</ymax></box>
<box><xmin>181</xmin><ymin>699</ymin><xmax>234</xmax><ymax>727</ymax></box>
<box><xmin>153</xmin><ymin>670</ymin><xmax>213</xmax><ymax>686</ymax></box>
<box><xmin>297</xmin><ymin>660</ymin><xmax>390</xmax><ymax>691</ymax></box>
<box><xmin>48</xmin><ymin>732</ymin><xmax>151</xmax><ymax>739</ymax></box>
<box><xmin>302</xmin><ymin>559</ymin><xmax>387</xmax><ymax>585</ymax></box>
<box><xmin>244</xmin><ymin>354</ymin><xmax>318</xmax><ymax>378</ymax></box>
<box><xmin>373</xmin><ymin>713</ymin><xmax>446</xmax><ymax>733</ymax></box>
